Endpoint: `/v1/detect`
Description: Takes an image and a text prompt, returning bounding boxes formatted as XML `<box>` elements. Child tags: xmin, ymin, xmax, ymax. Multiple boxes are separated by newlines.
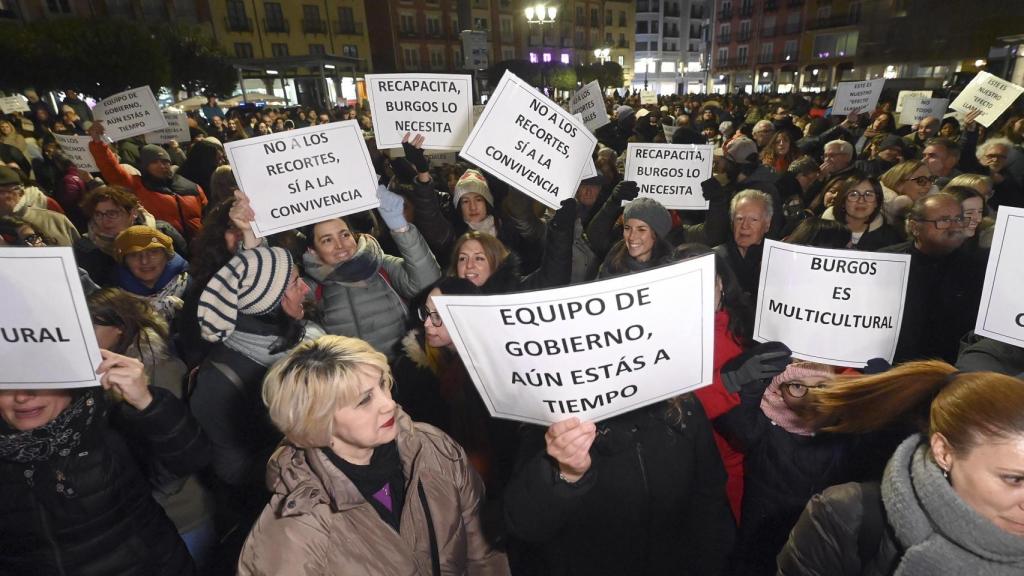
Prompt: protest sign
<box><xmin>0</xmin><ymin>248</ymin><xmax>102</xmax><ymax>388</ymax></box>
<box><xmin>831</xmin><ymin>78</ymin><xmax>885</xmax><ymax>116</ymax></box>
<box><xmin>950</xmin><ymin>71</ymin><xmax>1024</xmax><ymax>128</ymax></box>
<box><xmin>896</xmin><ymin>96</ymin><xmax>949</xmax><ymax>126</ymax></box>
<box><xmin>975</xmin><ymin>206</ymin><xmax>1024</xmax><ymax>348</ymax></box>
<box><xmin>224</xmin><ymin>121</ymin><xmax>380</xmax><ymax>237</ymax></box>
<box><xmin>0</xmin><ymin>95</ymin><xmax>29</xmax><ymax>114</ymax></box>
<box><xmin>53</xmin><ymin>133</ymin><xmax>99</xmax><ymax>172</ymax></box>
<box><xmin>94</xmin><ymin>86</ymin><xmax>167</xmax><ymax>140</ymax></box>
<box><xmin>144</xmin><ymin>109</ymin><xmax>191</xmax><ymax>145</ymax></box>
<box><xmin>624</xmin><ymin>143</ymin><xmax>713</xmax><ymax>210</ymax></box>
<box><xmin>640</xmin><ymin>90</ymin><xmax>657</xmax><ymax>105</ymax></box>
<box><xmin>895</xmin><ymin>90</ymin><xmax>932</xmax><ymax>113</ymax></box>
<box><xmin>460</xmin><ymin>71</ymin><xmax>598</xmax><ymax>209</ymax></box>
<box><xmin>753</xmin><ymin>240</ymin><xmax>911</xmax><ymax>367</ymax></box>
<box><xmin>570</xmin><ymin>80</ymin><xmax>610</xmax><ymax>132</ymax></box>
<box><xmin>365</xmin><ymin>73</ymin><xmax>474</xmax><ymax>151</ymax></box>
<box><xmin>432</xmin><ymin>255</ymin><xmax>716</xmax><ymax>425</ymax></box>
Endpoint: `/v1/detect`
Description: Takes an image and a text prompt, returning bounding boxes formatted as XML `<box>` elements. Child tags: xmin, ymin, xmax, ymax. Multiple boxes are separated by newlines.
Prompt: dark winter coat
<box><xmin>714</xmin><ymin>241</ymin><xmax>763</xmax><ymax>303</ymax></box>
<box><xmin>503</xmin><ymin>398</ymin><xmax>735</xmax><ymax>576</ymax></box>
<box><xmin>0</xmin><ymin>388</ymin><xmax>208</xmax><ymax>576</ymax></box>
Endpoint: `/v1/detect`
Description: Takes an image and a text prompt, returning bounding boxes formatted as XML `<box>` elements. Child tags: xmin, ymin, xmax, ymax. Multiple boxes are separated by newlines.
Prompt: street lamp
<box><xmin>525</xmin><ymin>4</ymin><xmax>558</xmax><ymax>94</ymax></box>
<box><xmin>638</xmin><ymin>58</ymin><xmax>657</xmax><ymax>90</ymax></box>
<box><xmin>594</xmin><ymin>47</ymin><xmax>610</xmax><ymax>64</ymax></box>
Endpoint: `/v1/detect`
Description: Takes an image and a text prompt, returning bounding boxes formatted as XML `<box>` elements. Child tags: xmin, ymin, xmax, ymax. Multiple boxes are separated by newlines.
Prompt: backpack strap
<box><xmin>857</xmin><ymin>481</ymin><xmax>886</xmax><ymax>571</ymax></box>
<box><xmin>417</xmin><ymin>480</ymin><xmax>441</xmax><ymax>576</ymax></box>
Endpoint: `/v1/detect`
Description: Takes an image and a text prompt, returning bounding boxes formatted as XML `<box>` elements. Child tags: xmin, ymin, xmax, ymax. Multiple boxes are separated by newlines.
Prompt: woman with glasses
<box><xmin>112</xmin><ymin>225</ymin><xmax>190</xmax><ymax>323</ymax></box>
<box><xmin>830</xmin><ymin>173</ymin><xmax>904</xmax><ymax>251</ymax></box>
<box><xmin>880</xmin><ymin>160</ymin><xmax>935</xmax><ymax>222</ymax></box>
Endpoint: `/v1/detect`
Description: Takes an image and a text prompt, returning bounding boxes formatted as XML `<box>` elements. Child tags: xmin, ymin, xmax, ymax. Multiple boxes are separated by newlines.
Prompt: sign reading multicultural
<box><xmin>624</xmin><ymin>143</ymin><xmax>713</xmax><ymax>210</ymax></box>
<box><xmin>53</xmin><ymin>133</ymin><xmax>100</xmax><ymax>173</ymax></box>
<box><xmin>365</xmin><ymin>73</ymin><xmax>475</xmax><ymax>151</ymax></box>
<box><xmin>831</xmin><ymin>78</ymin><xmax>885</xmax><ymax>116</ymax></box>
<box><xmin>432</xmin><ymin>255</ymin><xmax>716</xmax><ymax>425</ymax></box>
<box><xmin>950</xmin><ymin>71</ymin><xmax>1024</xmax><ymax>128</ymax></box>
<box><xmin>753</xmin><ymin>240</ymin><xmax>911</xmax><ymax>367</ymax></box>
<box><xmin>459</xmin><ymin>71</ymin><xmax>598</xmax><ymax>209</ymax></box>
<box><xmin>0</xmin><ymin>248</ymin><xmax>102</xmax><ymax>389</ymax></box>
<box><xmin>94</xmin><ymin>86</ymin><xmax>167</xmax><ymax>140</ymax></box>
<box><xmin>570</xmin><ymin>80</ymin><xmax>610</xmax><ymax>132</ymax></box>
<box><xmin>144</xmin><ymin>109</ymin><xmax>191</xmax><ymax>145</ymax></box>
<box><xmin>975</xmin><ymin>206</ymin><xmax>1024</xmax><ymax>348</ymax></box>
<box><xmin>224</xmin><ymin>121</ymin><xmax>380</xmax><ymax>237</ymax></box>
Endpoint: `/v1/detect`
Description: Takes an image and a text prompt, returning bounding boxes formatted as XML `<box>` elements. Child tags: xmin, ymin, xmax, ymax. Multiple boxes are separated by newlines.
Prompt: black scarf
<box><xmin>322</xmin><ymin>441</ymin><xmax>406</xmax><ymax>531</ymax></box>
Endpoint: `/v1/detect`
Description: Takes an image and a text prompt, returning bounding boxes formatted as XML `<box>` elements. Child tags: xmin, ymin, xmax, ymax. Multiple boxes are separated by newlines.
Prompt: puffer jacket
<box><xmin>237</xmin><ymin>409</ymin><xmax>510</xmax><ymax>576</ymax></box>
<box><xmin>304</xmin><ymin>226</ymin><xmax>440</xmax><ymax>360</ymax></box>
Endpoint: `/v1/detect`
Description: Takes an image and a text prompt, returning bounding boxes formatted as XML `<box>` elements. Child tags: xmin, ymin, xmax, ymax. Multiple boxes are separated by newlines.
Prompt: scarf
<box><xmin>117</xmin><ymin>252</ymin><xmax>189</xmax><ymax>297</ymax></box>
<box><xmin>322</xmin><ymin>441</ymin><xmax>406</xmax><ymax>531</ymax></box>
<box><xmin>467</xmin><ymin>215</ymin><xmax>497</xmax><ymax>238</ymax></box>
<box><xmin>223</xmin><ymin>317</ymin><xmax>325</xmax><ymax>367</ymax></box>
<box><xmin>881</xmin><ymin>434</ymin><xmax>1024</xmax><ymax>575</ymax></box>
<box><xmin>86</xmin><ymin>208</ymin><xmax>161</xmax><ymax>257</ymax></box>
<box><xmin>0</xmin><ymin>389</ymin><xmax>104</xmax><ymax>464</ymax></box>
<box><xmin>303</xmin><ymin>233</ymin><xmax>384</xmax><ymax>285</ymax></box>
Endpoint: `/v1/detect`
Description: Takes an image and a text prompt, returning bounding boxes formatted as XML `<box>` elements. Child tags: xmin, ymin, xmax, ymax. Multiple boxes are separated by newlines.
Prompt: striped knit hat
<box><xmin>197</xmin><ymin>247</ymin><xmax>294</xmax><ymax>342</ymax></box>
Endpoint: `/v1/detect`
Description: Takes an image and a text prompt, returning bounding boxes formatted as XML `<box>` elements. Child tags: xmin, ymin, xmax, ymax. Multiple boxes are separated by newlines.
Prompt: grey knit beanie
<box><xmin>623</xmin><ymin>197</ymin><xmax>671</xmax><ymax>239</ymax></box>
<box><xmin>197</xmin><ymin>246</ymin><xmax>294</xmax><ymax>342</ymax></box>
<box><xmin>137</xmin><ymin>144</ymin><xmax>171</xmax><ymax>170</ymax></box>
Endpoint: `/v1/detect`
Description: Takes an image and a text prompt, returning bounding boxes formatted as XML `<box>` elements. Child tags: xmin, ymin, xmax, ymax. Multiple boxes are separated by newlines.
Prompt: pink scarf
<box><xmin>759</xmin><ymin>363</ymin><xmax>834</xmax><ymax>436</ymax></box>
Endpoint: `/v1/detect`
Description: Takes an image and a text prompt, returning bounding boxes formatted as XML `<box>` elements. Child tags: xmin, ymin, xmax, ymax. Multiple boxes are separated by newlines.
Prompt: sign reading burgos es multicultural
<box><xmin>625</xmin><ymin>143</ymin><xmax>713</xmax><ymax>210</ymax></box>
<box><xmin>94</xmin><ymin>86</ymin><xmax>167</xmax><ymax>141</ymax></box>
<box><xmin>975</xmin><ymin>206</ymin><xmax>1024</xmax><ymax>348</ymax></box>
<box><xmin>753</xmin><ymin>240</ymin><xmax>911</xmax><ymax>367</ymax></box>
<box><xmin>365</xmin><ymin>73</ymin><xmax>475</xmax><ymax>151</ymax></box>
<box><xmin>460</xmin><ymin>71</ymin><xmax>598</xmax><ymax>209</ymax></box>
<box><xmin>0</xmin><ymin>247</ymin><xmax>102</xmax><ymax>389</ymax></box>
<box><xmin>224</xmin><ymin>121</ymin><xmax>380</xmax><ymax>237</ymax></box>
<box><xmin>432</xmin><ymin>255</ymin><xmax>716</xmax><ymax>425</ymax></box>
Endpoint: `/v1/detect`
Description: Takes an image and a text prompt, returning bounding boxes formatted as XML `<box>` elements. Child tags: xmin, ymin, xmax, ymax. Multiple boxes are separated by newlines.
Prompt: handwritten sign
<box><xmin>144</xmin><ymin>109</ymin><xmax>191</xmax><ymax>145</ymax></box>
<box><xmin>432</xmin><ymin>255</ymin><xmax>715</xmax><ymax>425</ymax></box>
<box><xmin>950</xmin><ymin>71</ymin><xmax>1024</xmax><ymax>128</ymax></box>
<box><xmin>0</xmin><ymin>248</ymin><xmax>102</xmax><ymax>388</ymax></box>
<box><xmin>975</xmin><ymin>206</ymin><xmax>1024</xmax><ymax>348</ymax></box>
<box><xmin>640</xmin><ymin>90</ymin><xmax>657</xmax><ymax>105</ymax></box>
<box><xmin>570</xmin><ymin>80</ymin><xmax>610</xmax><ymax>133</ymax></box>
<box><xmin>897</xmin><ymin>96</ymin><xmax>949</xmax><ymax>126</ymax></box>
<box><xmin>624</xmin><ymin>143</ymin><xmax>713</xmax><ymax>210</ymax></box>
<box><xmin>753</xmin><ymin>240</ymin><xmax>911</xmax><ymax>367</ymax></box>
<box><xmin>224</xmin><ymin>121</ymin><xmax>380</xmax><ymax>237</ymax></box>
<box><xmin>831</xmin><ymin>78</ymin><xmax>885</xmax><ymax>116</ymax></box>
<box><xmin>53</xmin><ymin>134</ymin><xmax>100</xmax><ymax>172</ymax></box>
<box><xmin>895</xmin><ymin>90</ymin><xmax>932</xmax><ymax>114</ymax></box>
<box><xmin>94</xmin><ymin>86</ymin><xmax>167</xmax><ymax>140</ymax></box>
<box><xmin>0</xmin><ymin>95</ymin><xmax>30</xmax><ymax>114</ymax></box>
<box><xmin>459</xmin><ymin>71</ymin><xmax>598</xmax><ymax>209</ymax></box>
<box><xmin>365</xmin><ymin>74</ymin><xmax>474</xmax><ymax>151</ymax></box>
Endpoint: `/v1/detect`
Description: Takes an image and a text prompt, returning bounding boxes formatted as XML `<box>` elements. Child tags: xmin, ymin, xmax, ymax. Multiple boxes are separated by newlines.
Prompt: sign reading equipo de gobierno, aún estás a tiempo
<box><xmin>94</xmin><ymin>86</ymin><xmax>167</xmax><ymax>141</ymax></box>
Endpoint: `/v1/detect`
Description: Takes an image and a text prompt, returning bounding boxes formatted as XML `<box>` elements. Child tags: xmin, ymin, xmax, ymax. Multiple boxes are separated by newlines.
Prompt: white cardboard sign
<box><xmin>0</xmin><ymin>95</ymin><xmax>30</xmax><ymax>114</ymax></box>
<box><xmin>432</xmin><ymin>255</ymin><xmax>716</xmax><ymax>425</ymax></box>
<box><xmin>897</xmin><ymin>96</ymin><xmax>949</xmax><ymax>126</ymax></box>
<box><xmin>570</xmin><ymin>81</ymin><xmax>610</xmax><ymax>132</ymax></box>
<box><xmin>365</xmin><ymin>74</ymin><xmax>475</xmax><ymax>151</ymax></box>
<box><xmin>895</xmin><ymin>90</ymin><xmax>932</xmax><ymax>113</ymax></box>
<box><xmin>144</xmin><ymin>110</ymin><xmax>191</xmax><ymax>144</ymax></box>
<box><xmin>459</xmin><ymin>71</ymin><xmax>598</xmax><ymax>210</ymax></box>
<box><xmin>224</xmin><ymin>121</ymin><xmax>380</xmax><ymax>237</ymax></box>
<box><xmin>831</xmin><ymin>78</ymin><xmax>885</xmax><ymax>116</ymax></box>
<box><xmin>94</xmin><ymin>86</ymin><xmax>167</xmax><ymax>141</ymax></box>
<box><xmin>753</xmin><ymin>240</ymin><xmax>911</xmax><ymax>367</ymax></box>
<box><xmin>625</xmin><ymin>143</ymin><xmax>713</xmax><ymax>210</ymax></box>
<box><xmin>640</xmin><ymin>91</ymin><xmax>657</xmax><ymax>105</ymax></box>
<box><xmin>0</xmin><ymin>248</ymin><xmax>102</xmax><ymax>388</ymax></box>
<box><xmin>950</xmin><ymin>71</ymin><xmax>1024</xmax><ymax>128</ymax></box>
<box><xmin>975</xmin><ymin>206</ymin><xmax>1024</xmax><ymax>348</ymax></box>
<box><xmin>53</xmin><ymin>133</ymin><xmax>100</xmax><ymax>173</ymax></box>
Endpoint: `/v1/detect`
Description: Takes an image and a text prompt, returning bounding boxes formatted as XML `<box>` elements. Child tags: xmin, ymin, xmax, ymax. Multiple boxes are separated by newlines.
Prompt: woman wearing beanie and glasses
<box><xmin>189</xmin><ymin>246</ymin><xmax>324</xmax><ymax>571</ymax></box>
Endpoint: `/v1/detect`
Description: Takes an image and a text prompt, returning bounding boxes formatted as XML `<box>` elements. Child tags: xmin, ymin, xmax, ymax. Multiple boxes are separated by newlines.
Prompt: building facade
<box><xmin>633</xmin><ymin>0</ymin><xmax>710</xmax><ymax>94</ymax></box>
<box><xmin>710</xmin><ymin>0</ymin><xmax>805</xmax><ymax>94</ymax></box>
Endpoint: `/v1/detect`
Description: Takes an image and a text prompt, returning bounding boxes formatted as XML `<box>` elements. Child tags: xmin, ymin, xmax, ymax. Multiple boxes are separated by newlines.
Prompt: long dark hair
<box><xmin>602</xmin><ymin>235</ymin><xmax>674</xmax><ymax>277</ymax></box>
<box><xmin>87</xmin><ymin>287</ymin><xmax>169</xmax><ymax>357</ymax></box>
<box><xmin>188</xmin><ymin>198</ymin><xmax>238</xmax><ymax>286</ymax></box>
<box><xmin>179</xmin><ymin>140</ymin><xmax>223</xmax><ymax>194</ymax></box>
<box><xmin>673</xmin><ymin>243</ymin><xmax>753</xmax><ymax>344</ymax></box>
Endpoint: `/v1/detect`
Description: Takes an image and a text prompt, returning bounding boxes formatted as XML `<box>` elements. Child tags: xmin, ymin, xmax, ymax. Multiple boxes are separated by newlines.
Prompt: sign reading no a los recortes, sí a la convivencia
<box><xmin>225</xmin><ymin>121</ymin><xmax>380</xmax><ymax>237</ymax></box>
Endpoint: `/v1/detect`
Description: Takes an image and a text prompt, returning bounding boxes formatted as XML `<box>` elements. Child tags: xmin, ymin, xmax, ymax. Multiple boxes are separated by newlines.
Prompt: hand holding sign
<box><xmin>545</xmin><ymin>417</ymin><xmax>597</xmax><ymax>483</ymax></box>
<box><xmin>97</xmin><ymin>350</ymin><xmax>153</xmax><ymax>411</ymax></box>
<box><xmin>401</xmin><ymin>133</ymin><xmax>431</xmax><ymax>174</ymax></box>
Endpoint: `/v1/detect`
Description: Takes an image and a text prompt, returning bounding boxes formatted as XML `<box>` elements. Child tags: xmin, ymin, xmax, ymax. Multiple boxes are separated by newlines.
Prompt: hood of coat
<box><xmin>479</xmin><ymin>251</ymin><xmax>523</xmax><ymax>295</ymax></box>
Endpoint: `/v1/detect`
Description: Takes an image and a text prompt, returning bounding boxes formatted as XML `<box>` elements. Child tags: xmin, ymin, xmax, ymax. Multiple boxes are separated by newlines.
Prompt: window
<box><xmin>403</xmin><ymin>47</ymin><xmax>420</xmax><ymax>69</ymax></box>
<box><xmin>542</xmin><ymin>52</ymin><xmax>552</xmax><ymax>62</ymax></box>
<box><xmin>400</xmin><ymin>13</ymin><xmax>416</xmax><ymax>34</ymax></box>
<box><xmin>430</xmin><ymin>47</ymin><xmax>445</xmax><ymax>69</ymax></box>
<box><xmin>649</xmin><ymin>40</ymin><xmax>658</xmax><ymax>50</ymax></box>
<box><xmin>500</xmin><ymin>15</ymin><xmax>512</xmax><ymax>37</ymax></box>
<box><xmin>234</xmin><ymin>42</ymin><xmax>254</xmax><ymax>58</ymax></box>
<box><xmin>651</xmin><ymin>20</ymin><xmax>659</xmax><ymax>34</ymax></box>
<box><xmin>342</xmin><ymin>44</ymin><xmax>359</xmax><ymax>58</ymax></box>
<box><xmin>619</xmin><ymin>11</ymin><xmax>626</xmax><ymax>26</ymax></box>
<box><xmin>303</xmin><ymin>4</ymin><xmax>325</xmax><ymax>33</ymax></box>
<box><xmin>309</xmin><ymin>43</ymin><xmax>326</xmax><ymax>55</ymax></box>
<box><xmin>271</xmin><ymin>43</ymin><xmax>289</xmax><ymax>56</ymax></box>
<box><xmin>759</xmin><ymin>42</ymin><xmax>772</xmax><ymax>63</ymax></box>
<box><xmin>453</xmin><ymin>47</ymin><xmax>463</xmax><ymax>66</ymax></box>
<box><xmin>427</xmin><ymin>15</ymin><xmax>442</xmax><ymax>36</ymax></box>
<box><xmin>849</xmin><ymin>0</ymin><xmax>862</xmax><ymax>23</ymax></box>
<box><xmin>576</xmin><ymin>6</ymin><xmax>584</xmax><ymax>24</ymax></box>
<box><xmin>605</xmin><ymin>9</ymin><xmax>612</xmax><ymax>25</ymax></box>
<box><xmin>738</xmin><ymin>19</ymin><xmax>751</xmax><ymax>40</ymax></box>
<box><xmin>786</xmin><ymin>11</ymin><xmax>800</xmax><ymax>34</ymax></box>
<box><xmin>813</xmin><ymin>30</ymin><xmax>858</xmax><ymax>58</ymax></box>
<box><xmin>591</xmin><ymin>8</ymin><xmax>598</xmax><ymax>26</ymax></box>
<box><xmin>737</xmin><ymin>45</ymin><xmax>748</xmax><ymax>63</ymax></box>
<box><xmin>660</xmin><ymin>61</ymin><xmax>675</xmax><ymax>72</ymax></box>
<box><xmin>783</xmin><ymin>39</ymin><xmax>797</xmax><ymax>59</ymax></box>
<box><xmin>336</xmin><ymin>7</ymin><xmax>356</xmax><ymax>34</ymax></box>
<box><xmin>529</xmin><ymin>52</ymin><xmax>538</xmax><ymax>63</ymax></box>
<box><xmin>473</xmin><ymin>17</ymin><xmax>488</xmax><ymax>30</ymax></box>
<box><xmin>226</xmin><ymin>0</ymin><xmax>250</xmax><ymax>30</ymax></box>
<box><xmin>762</xmin><ymin>15</ymin><xmax>775</xmax><ymax>35</ymax></box>
<box><xmin>264</xmin><ymin>2</ymin><xmax>284</xmax><ymax>24</ymax></box>
<box><xmin>618</xmin><ymin>55</ymin><xmax>624</xmax><ymax>66</ymax></box>
<box><xmin>560</xmin><ymin>53</ymin><xmax>570</xmax><ymax>64</ymax></box>
<box><xmin>719</xmin><ymin>22</ymin><xmax>730</xmax><ymax>41</ymax></box>
<box><xmin>637</xmin><ymin>41</ymin><xmax>648</xmax><ymax>51</ymax></box>
<box><xmin>451</xmin><ymin>16</ymin><xmax>459</xmax><ymax>35</ymax></box>
<box><xmin>502</xmin><ymin>46</ymin><xmax>515</xmax><ymax>60</ymax></box>
<box><xmin>816</xmin><ymin>5</ymin><xmax>831</xmax><ymax>25</ymax></box>
<box><xmin>717</xmin><ymin>47</ymin><xmax>728</xmax><ymax>64</ymax></box>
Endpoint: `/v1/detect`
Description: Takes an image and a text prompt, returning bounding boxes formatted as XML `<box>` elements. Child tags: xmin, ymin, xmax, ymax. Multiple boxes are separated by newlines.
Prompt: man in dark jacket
<box><xmin>715</xmin><ymin>188</ymin><xmax>773</xmax><ymax>302</ymax></box>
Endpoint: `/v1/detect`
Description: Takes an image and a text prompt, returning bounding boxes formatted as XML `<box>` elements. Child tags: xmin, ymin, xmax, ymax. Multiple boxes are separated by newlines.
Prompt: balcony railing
<box><xmin>333</xmin><ymin>21</ymin><xmax>364</xmax><ymax>35</ymax></box>
<box><xmin>664</xmin><ymin>9</ymin><xmax>680</xmax><ymax>17</ymax></box>
<box><xmin>739</xmin><ymin>5</ymin><xmax>753</xmax><ymax>17</ymax></box>
<box><xmin>302</xmin><ymin>18</ymin><xmax>327</xmax><ymax>34</ymax></box>
<box><xmin>784</xmin><ymin>22</ymin><xmax>801</xmax><ymax>34</ymax></box>
<box><xmin>761</xmin><ymin>27</ymin><xmax>775</xmax><ymax>38</ymax></box>
<box><xmin>225</xmin><ymin>16</ymin><xmax>253</xmax><ymax>32</ymax></box>
<box><xmin>808</xmin><ymin>14</ymin><xmax>857</xmax><ymax>30</ymax></box>
<box><xmin>738</xmin><ymin>31</ymin><xmax>752</xmax><ymax>41</ymax></box>
<box><xmin>717</xmin><ymin>33</ymin><xmax>731</xmax><ymax>43</ymax></box>
<box><xmin>718</xmin><ymin>9</ymin><xmax>732</xmax><ymax>19</ymax></box>
<box><xmin>264</xmin><ymin>18</ymin><xmax>289</xmax><ymax>33</ymax></box>
<box><xmin>690</xmin><ymin>28</ymin><xmax>703</xmax><ymax>39</ymax></box>
<box><xmin>398</xmin><ymin>28</ymin><xmax>418</xmax><ymax>38</ymax></box>
<box><xmin>690</xmin><ymin>8</ymin><xmax>705</xmax><ymax>19</ymax></box>
<box><xmin>757</xmin><ymin>53</ymin><xmax>774</xmax><ymax>64</ymax></box>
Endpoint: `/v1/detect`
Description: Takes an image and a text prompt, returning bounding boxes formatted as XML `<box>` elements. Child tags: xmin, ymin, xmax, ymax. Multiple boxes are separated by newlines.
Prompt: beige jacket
<box><xmin>237</xmin><ymin>409</ymin><xmax>509</xmax><ymax>576</ymax></box>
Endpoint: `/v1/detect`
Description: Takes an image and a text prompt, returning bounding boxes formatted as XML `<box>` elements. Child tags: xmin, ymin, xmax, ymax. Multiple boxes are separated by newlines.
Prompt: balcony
<box><xmin>225</xmin><ymin>16</ymin><xmax>253</xmax><ymax>32</ymax></box>
<box><xmin>302</xmin><ymin>18</ymin><xmax>327</xmax><ymax>34</ymax></box>
<box><xmin>333</xmin><ymin>21</ymin><xmax>365</xmax><ymax>35</ymax></box>
<box><xmin>398</xmin><ymin>28</ymin><xmax>418</xmax><ymax>38</ymax></box>
<box><xmin>761</xmin><ymin>26</ymin><xmax>775</xmax><ymax>38</ymax></box>
<box><xmin>264</xmin><ymin>18</ymin><xmax>289</xmax><ymax>33</ymax></box>
<box><xmin>617</xmin><ymin>38</ymin><xmax>629</xmax><ymax>48</ymax></box>
<box><xmin>690</xmin><ymin>8</ymin><xmax>705</xmax><ymax>19</ymax></box>
<box><xmin>764</xmin><ymin>0</ymin><xmax>778</xmax><ymax>11</ymax></box>
<box><xmin>690</xmin><ymin>28</ymin><xmax>703</xmax><ymax>39</ymax></box>
<box><xmin>757</xmin><ymin>53</ymin><xmax>774</xmax><ymax>64</ymax></box>
<box><xmin>664</xmin><ymin>9</ymin><xmax>680</xmax><ymax>17</ymax></box>
<box><xmin>739</xmin><ymin>5</ymin><xmax>753</xmax><ymax>17</ymax></box>
<box><xmin>717</xmin><ymin>33</ymin><xmax>731</xmax><ymax>43</ymax></box>
<box><xmin>718</xmin><ymin>8</ymin><xmax>732</xmax><ymax>19</ymax></box>
<box><xmin>738</xmin><ymin>31</ymin><xmax>752</xmax><ymax>42</ymax></box>
<box><xmin>808</xmin><ymin>14</ymin><xmax>858</xmax><ymax>30</ymax></box>
<box><xmin>784</xmin><ymin>22</ymin><xmax>801</xmax><ymax>34</ymax></box>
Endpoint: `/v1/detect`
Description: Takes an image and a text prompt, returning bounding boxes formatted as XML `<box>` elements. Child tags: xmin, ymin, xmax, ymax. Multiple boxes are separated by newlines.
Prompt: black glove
<box><xmin>720</xmin><ymin>341</ymin><xmax>793</xmax><ymax>393</ymax></box>
<box><xmin>612</xmin><ymin>180</ymin><xmax>639</xmax><ymax>202</ymax></box>
<box><xmin>551</xmin><ymin>198</ymin><xmax>578</xmax><ymax>231</ymax></box>
<box><xmin>862</xmin><ymin>358</ymin><xmax>891</xmax><ymax>375</ymax></box>
<box><xmin>701</xmin><ymin>177</ymin><xmax>726</xmax><ymax>202</ymax></box>
<box><xmin>401</xmin><ymin>140</ymin><xmax>430</xmax><ymax>173</ymax></box>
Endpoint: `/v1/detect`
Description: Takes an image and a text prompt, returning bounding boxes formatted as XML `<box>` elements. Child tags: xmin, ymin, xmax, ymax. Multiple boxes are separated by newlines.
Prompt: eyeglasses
<box><xmin>93</xmin><ymin>208</ymin><xmax>128</xmax><ymax>221</ymax></box>
<box><xmin>912</xmin><ymin>216</ymin><xmax>967</xmax><ymax>229</ymax></box>
<box><xmin>905</xmin><ymin>175</ymin><xmax>936</xmax><ymax>186</ymax></box>
<box><xmin>984</xmin><ymin>153</ymin><xmax>1008</xmax><ymax>160</ymax></box>
<box><xmin>846</xmin><ymin>190</ymin><xmax>877</xmax><ymax>202</ymax></box>
<box><xmin>21</xmin><ymin>234</ymin><xmax>44</xmax><ymax>246</ymax></box>
<box><xmin>417</xmin><ymin>306</ymin><xmax>443</xmax><ymax>327</ymax></box>
<box><xmin>780</xmin><ymin>380</ymin><xmax>825</xmax><ymax>398</ymax></box>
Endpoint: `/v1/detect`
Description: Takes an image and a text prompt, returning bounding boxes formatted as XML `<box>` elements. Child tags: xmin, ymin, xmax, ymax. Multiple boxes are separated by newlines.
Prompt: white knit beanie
<box><xmin>452</xmin><ymin>169</ymin><xmax>495</xmax><ymax>208</ymax></box>
<box><xmin>197</xmin><ymin>246</ymin><xmax>294</xmax><ymax>342</ymax></box>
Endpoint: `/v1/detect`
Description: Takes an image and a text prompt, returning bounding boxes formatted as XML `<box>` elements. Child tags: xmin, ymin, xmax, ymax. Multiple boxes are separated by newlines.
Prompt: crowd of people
<box><xmin>2</xmin><ymin>82</ymin><xmax>1024</xmax><ymax>576</ymax></box>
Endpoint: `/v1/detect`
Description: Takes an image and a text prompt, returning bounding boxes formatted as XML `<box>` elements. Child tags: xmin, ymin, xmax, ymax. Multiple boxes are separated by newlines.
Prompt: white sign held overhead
<box><xmin>53</xmin><ymin>134</ymin><xmax>100</xmax><ymax>173</ymax></box>
<box><xmin>950</xmin><ymin>71</ymin><xmax>1024</xmax><ymax>128</ymax></box>
<box><xmin>0</xmin><ymin>247</ymin><xmax>102</xmax><ymax>389</ymax></box>
<box><xmin>0</xmin><ymin>95</ymin><xmax>30</xmax><ymax>114</ymax></box>
<box><xmin>831</xmin><ymin>78</ymin><xmax>885</xmax><ymax>116</ymax></box>
<box><xmin>753</xmin><ymin>240</ymin><xmax>911</xmax><ymax>367</ymax></box>
<box><xmin>640</xmin><ymin>90</ymin><xmax>657</xmax><ymax>105</ymax></box>
<box><xmin>625</xmin><ymin>143</ymin><xmax>713</xmax><ymax>210</ymax></box>
<box><xmin>975</xmin><ymin>206</ymin><xmax>1024</xmax><ymax>348</ymax></box>
<box><xmin>895</xmin><ymin>90</ymin><xmax>932</xmax><ymax>113</ymax></box>
<box><xmin>896</xmin><ymin>96</ymin><xmax>949</xmax><ymax>126</ymax></box>
<box><xmin>94</xmin><ymin>86</ymin><xmax>167</xmax><ymax>140</ymax></box>
<box><xmin>459</xmin><ymin>71</ymin><xmax>598</xmax><ymax>209</ymax></box>
<box><xmin>365</xmin><ymin>74</ymin><xmax>475</xmax><ymax>151</ymax></box>
<box><xmin>144</xmin><ymin>109</ymin><xmax>191</xmax><ymax>145</ymax></box>
<box><xmin>432</xmin><ymin>255</ymin><xmax>716</xmax><ymax>425</ymax></box>
<box><xmin>570</xmin><ymin>80</ymin><xmax>610</xmax><ymax>132</ymax></box>
<box><xmin>224</xmin><ymin>121</ymin><xmax>380</xmax><ymax>237</ymax></box>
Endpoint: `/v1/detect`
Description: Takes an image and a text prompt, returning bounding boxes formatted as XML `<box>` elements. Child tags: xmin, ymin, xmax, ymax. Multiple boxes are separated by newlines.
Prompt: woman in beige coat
<box><xmin>238</xmin><ymin>335</ymin><xmax>509</xmax><ymax>576</ymax></box>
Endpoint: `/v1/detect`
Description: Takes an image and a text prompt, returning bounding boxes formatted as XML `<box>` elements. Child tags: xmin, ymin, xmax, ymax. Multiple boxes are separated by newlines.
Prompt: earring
<box><xmin>941</xmin><ymin>467</ymin><xmax>950</xmax><ymax>480</ymax></box>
